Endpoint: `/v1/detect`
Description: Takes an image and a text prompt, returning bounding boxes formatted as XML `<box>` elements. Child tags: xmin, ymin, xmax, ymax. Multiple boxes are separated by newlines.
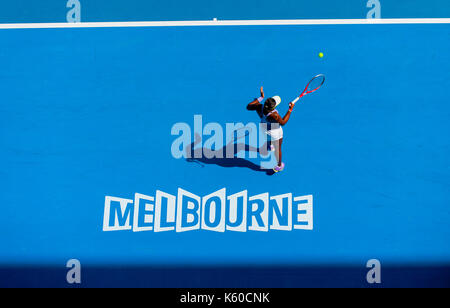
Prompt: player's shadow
<box><xmin>185</xmin><ymin>133</ymin><xmax>275</xmax><ymax>176</ymax></box>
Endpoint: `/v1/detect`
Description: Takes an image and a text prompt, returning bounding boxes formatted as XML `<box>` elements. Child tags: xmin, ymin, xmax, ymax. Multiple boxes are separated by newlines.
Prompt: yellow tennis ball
<box><xmin>319</xmin><ymin>52</ymin><xmax>324</xmax><ymax>58</ymax></box>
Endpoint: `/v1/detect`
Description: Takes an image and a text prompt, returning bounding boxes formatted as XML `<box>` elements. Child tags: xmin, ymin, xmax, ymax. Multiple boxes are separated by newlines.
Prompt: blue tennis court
<box><xmin>0</xmin><ymin>1</ymin><xmax>449</xmax><ymax>288</ymax></box>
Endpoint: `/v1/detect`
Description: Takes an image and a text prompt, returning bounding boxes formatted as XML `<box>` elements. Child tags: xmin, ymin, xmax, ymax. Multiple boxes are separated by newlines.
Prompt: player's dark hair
<box><xmin>263</xmin><ymin>98</ymin><xmax>276</xmax><ymax>113</ymax></box>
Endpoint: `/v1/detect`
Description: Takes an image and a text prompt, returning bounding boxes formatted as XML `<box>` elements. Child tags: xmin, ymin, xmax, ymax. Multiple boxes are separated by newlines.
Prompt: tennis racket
<box><xmin>291</xmin><ymin>74</ymin><xmax>325</xmax><ymax>106</ymax></box>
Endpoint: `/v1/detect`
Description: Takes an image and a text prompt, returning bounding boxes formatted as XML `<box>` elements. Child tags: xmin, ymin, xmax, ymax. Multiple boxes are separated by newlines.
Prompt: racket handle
<box><xmin>292</xmin><ymin>97</ymin><xmax>300</xmax><ymax>105</ymax></box>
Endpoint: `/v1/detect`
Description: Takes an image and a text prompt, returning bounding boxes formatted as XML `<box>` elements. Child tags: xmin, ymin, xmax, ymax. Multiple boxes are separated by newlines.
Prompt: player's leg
<box><xmin>273</xmin><ymin>138</ymin><xmax>285</xmax><ymax>172</ymax></box>
<box><xmin>275</xmin><ymin>138</ymin><xmax>282</xmax><ymax>166</ymax></box>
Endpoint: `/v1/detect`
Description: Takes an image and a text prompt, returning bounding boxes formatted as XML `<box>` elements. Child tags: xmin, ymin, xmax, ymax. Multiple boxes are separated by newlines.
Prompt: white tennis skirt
<box><xmin>265</xmin><ymin>126</ymin><xmax>283</xmax><ymax>141</ymax></box>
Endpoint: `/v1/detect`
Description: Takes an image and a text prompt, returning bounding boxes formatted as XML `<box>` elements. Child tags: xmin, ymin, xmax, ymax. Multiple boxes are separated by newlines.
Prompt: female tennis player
<box><xmin>247</xmin><ymin>87</ymin><xmax>295</xmax><ymax>172</ymax></box>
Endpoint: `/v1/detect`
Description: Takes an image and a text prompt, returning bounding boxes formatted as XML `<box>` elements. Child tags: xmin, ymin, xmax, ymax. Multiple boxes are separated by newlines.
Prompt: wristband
<box><xmin>257</xmin><ymin>96</ymin><xmax>263</xmax><ymax>103</ymax></box>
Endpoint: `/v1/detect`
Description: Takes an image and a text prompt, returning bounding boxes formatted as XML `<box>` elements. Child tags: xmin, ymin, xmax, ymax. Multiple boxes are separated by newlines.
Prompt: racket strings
<box><xmin>307</xmin><ymin>75</ymin><xmax>325</xmax><ymax>92</ymax></box>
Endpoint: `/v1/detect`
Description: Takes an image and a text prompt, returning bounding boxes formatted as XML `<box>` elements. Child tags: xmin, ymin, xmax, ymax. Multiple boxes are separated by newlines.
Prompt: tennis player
<box><xmin>247</xmin><ymin>87</ymin><xmax>295</xmax><ymax>172</ymax></box>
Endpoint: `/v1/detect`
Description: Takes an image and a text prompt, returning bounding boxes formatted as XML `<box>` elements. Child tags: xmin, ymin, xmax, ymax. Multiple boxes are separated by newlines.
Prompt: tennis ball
<box><xmin>319</xmin><ymin>52</ymin><xmax>324</xmax><ymax>58</ymax></box>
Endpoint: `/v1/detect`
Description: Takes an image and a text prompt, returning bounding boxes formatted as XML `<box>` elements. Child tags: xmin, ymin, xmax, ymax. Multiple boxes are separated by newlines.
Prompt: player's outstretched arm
<box><xmin>247</xmin><ymin>87</ymin><xmax>264</xmax><ymax>111</ymax></box>
<box><xmin>273</xmin><ymin>103</ymin><xmax>295</xmax><ymax>126</ymax></box>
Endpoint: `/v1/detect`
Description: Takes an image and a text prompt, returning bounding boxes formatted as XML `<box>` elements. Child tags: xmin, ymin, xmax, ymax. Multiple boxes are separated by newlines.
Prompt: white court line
<box><xmin>0</xmin><ymin>18</ymin><xmax>449</xmax><ymax>29</ymax></box>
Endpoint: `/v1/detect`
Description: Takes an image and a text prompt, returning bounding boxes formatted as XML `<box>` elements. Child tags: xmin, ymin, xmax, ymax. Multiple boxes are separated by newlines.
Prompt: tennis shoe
<box><xmin>273</xmin><ymin>163</ymin><xmax>285</xmax><ymax>173</ymax></box>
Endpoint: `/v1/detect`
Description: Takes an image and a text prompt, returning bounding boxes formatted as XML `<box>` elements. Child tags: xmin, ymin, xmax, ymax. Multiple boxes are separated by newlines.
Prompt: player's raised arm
<box><xmin>247</xmin><ymin>87</ymin><xmax>264</xmax><ymax>110</ymax></box>
<box><xmin>273</xmin><ymin>102</ymin><xmax>295</xmax><ymax>126</ymax></box>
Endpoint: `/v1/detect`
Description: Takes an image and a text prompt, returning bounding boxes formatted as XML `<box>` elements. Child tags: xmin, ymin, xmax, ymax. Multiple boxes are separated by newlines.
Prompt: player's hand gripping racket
<box><xmin>291</xmin><ymin>74</ymin><xmax>325</xmax><ymax>106</ymax></box>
